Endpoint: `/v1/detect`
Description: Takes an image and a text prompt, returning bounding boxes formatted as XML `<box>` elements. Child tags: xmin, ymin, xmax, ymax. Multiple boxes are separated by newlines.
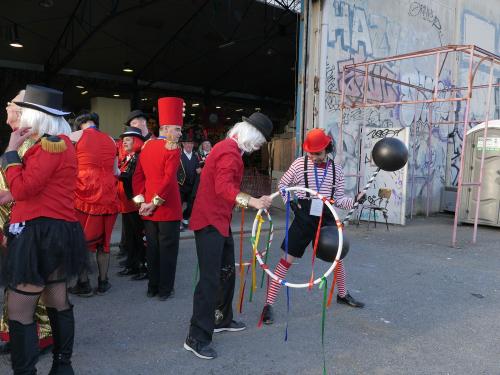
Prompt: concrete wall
<box><xmin>316</xmin><ymin>0</ymin><xmax>499</xmax><ymax>220</ymax></box>
<box><xmin>90</xmin><ymin>97</ymin><xmax>131</xmax><ymax>138</ymax></box>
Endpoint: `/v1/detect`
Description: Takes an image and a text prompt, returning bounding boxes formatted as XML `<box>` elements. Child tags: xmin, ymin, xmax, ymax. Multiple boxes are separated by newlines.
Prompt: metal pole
<box><xmin>425</xmin><ymin>52</ymin><xmax>440</xmax><ymax>217</ymax></box>
<box><xmin>339</xmin><ymin>68</ymin><xmax>346</xmax><ymax>163</ymax></box>
<box><xmin>426</xmin><ymin>106</ymin><xmax>432</xmax><ymax>217</ymax></box>
<box><xmin>452</xmin><ymin>46</ymin><xmax>475</xmax><ymax>247</ymax></box>
<box><xmin>410</xmin><ymin>90</ymin><xmax>419</xmax><ymax>219</ymax></box>
<box><xmin>472</xmin><ymin>60</ymin><xmax>495</xmax><ymax>243</ymax></box>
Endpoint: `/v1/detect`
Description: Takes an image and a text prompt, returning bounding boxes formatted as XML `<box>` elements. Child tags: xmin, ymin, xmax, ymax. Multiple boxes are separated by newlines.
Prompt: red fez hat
<box><xmin>158</xmin><ymin>97</ymin><xmax>185</xmax><ymax>127</ymax></box>
<box><xmin>303</xmin><ymin>128</ymin><xmax>332</xmax><ymax>153</ymax></box>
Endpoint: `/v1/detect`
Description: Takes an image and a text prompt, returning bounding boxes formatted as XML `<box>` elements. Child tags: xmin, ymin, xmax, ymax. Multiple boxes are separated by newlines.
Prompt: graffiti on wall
<box><xmin>323</xmin><ymin>0</ymin><xmax>453</xmax><ymax>220</ymax></box>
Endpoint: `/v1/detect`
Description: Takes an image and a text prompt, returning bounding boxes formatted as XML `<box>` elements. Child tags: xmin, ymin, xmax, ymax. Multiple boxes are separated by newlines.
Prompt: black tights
<box><xmin>8</xmin><ymin>268</ymin><xmax>70</xmax><ymax>324</ymax></box>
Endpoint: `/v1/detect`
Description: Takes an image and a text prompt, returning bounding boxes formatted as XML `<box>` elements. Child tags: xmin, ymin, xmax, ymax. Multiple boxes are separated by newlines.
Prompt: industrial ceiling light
<box><xmin>235</xmin><ymin>108</ymin><xmax>243</xmax><ymax>112</ymax></box>
<box><xmin>81</xmin><ymin>90</ymin><xmax>88</xmax><ymax>95</ymax></box>
<box><xmin>122</xmin><ymin>62</ymin><xmax>133</xmax><ymax>73</ymax></box>
<box><xmin>9</xmin><ymin>24</ymin><xmax>23</xmax><ymax>48</ymax></box>
<box><xmin>39</xmin><ymin>0</ymin><xmax>54</xmax><ymax>8</ymax></box>
<box><xmin>215</xmin><ymin>106</ymin><xmax>221</xmax><ymax>109</ymax></box>
<box><xmin>76</xmin><ymin>85</ymin><xmax>85</xmax><ymax>89</ymax></box>
<box><xmin>192</xmin><ymin>103</ymin><xmax>199</xmax><ymax>107</ymax></box>
<box><xmin>190</xmin><ymin>113</ymin><xmax>196</xmax><ymax>116</ymax></box>
<box><xmin>113</xmin><ymin>93</ymin><xmax>120</xmax><ymax>97</ymax></box>
<box><xmin>254</xmin><ymin>107</ymin><xmax>261</xmax><ymax>111</ymax></box>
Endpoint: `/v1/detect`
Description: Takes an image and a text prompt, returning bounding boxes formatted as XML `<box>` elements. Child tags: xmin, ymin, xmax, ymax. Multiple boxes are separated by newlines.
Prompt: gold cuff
<box><xmin>235</xmin><ymin>192</ymin><xmax>251</xmax><ymax>209</ymax></box>
<box><xmin>152</xmin><ymin>194</ymin><xmax>165</xmax><ymax>207</ymax></box>
<box><xmin>132</xmin><ymin>194</ymin><xmax>145</xmax><ymax>205</ymax></box>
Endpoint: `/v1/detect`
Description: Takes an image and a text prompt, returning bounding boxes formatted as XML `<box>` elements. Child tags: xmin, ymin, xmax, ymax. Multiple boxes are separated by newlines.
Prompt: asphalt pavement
<box><xmin>1</xmin><ymin>211</ymin><xmax>499</xmax><ymax>374</ymax></box>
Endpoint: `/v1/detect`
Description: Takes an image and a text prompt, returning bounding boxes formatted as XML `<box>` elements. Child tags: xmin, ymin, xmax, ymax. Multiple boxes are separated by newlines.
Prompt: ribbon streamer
<box><xmin>249</xmin><ymin>214</ymin><xmax>264</xmax><ymax>302</ymax></box>
<box><xmin>238</xmin><ymin>208</ymin><xmax>246</xmax><ymax>312</ymax></box>
<box><xmin>319</xmin><ymin>277</ymin><xmax>329</xmax><ymax>375</ymax></box>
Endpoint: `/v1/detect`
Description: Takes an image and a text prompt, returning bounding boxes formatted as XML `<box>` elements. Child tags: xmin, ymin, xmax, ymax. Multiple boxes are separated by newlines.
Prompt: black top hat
<box><xmin>120</xmin><ymin>126</ymin><xmax>145</xmax><ymax>141</ymax></box>
<box><xmin>14</xmin><ymin>84</ymin><xmax>70</xmax><ymax>116</ymax></box>
<box><xmin>125</xmin><ymin>110</ymin><xmax>147</xmax><ymax>125</ymax></box>
<box><xmin>242</xmin><ymin>112</ymin><xmax>273</xmax><ymax>141</ymax></box>
<box><xmin>180</xmin><ymin>131</ymin><xmax>194</xmax><ymax>143</ymax></box>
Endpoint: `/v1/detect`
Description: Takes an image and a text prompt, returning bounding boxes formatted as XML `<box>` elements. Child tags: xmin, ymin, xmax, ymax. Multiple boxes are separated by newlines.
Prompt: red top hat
<box><xmin>303</xmin><ymin>128</ymin><xmax>332</xmax><ymax>153</ymax></box>
<box><xmin>158</xmin><ymin>97</ymin><xmax>185</xmax><ymax>127</ymax></box>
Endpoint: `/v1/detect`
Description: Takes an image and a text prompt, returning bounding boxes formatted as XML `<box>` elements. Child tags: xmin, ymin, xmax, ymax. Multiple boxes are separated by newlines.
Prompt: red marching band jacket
<box><xmin>5</xmin><ymin>135</ymin><xmax>78</xmax><ymax>224</ymax></box>
<box><xmin>189</xmin><ymin>138</ymin><xmax>243</xmax><ymax>237</ymax></box>
<box><xmin>132</xmin><ymin>139</ymin><xmax>182</xmax><ymax>222</ymax></box>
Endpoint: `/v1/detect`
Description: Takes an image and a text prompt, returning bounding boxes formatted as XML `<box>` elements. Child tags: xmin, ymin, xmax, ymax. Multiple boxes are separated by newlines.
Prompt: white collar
<box><xmin>184</xmin><ymin>150</ymin><xmax>193</xmax><ymax>159</ymax></box>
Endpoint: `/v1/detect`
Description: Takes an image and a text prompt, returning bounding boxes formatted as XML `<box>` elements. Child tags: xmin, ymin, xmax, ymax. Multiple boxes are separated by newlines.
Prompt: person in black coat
<box><xmin>178</xmin><ymin>132</ymin><xmax>200</xmax><ymax>230</ymax></box>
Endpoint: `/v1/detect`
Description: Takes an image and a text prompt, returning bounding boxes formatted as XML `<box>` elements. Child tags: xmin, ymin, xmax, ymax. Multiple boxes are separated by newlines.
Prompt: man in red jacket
<box><xmin>133</xmin><ymin>97</ymin><xmax>185</xmax><ymax>301</ymax></box>
<box><xmin>184</xmin><ymin>112</ymin><xmax>273</xmax><ymax>360</ymax></box>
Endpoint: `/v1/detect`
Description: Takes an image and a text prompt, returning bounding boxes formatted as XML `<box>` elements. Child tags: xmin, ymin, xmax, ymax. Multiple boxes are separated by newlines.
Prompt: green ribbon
<box><xmin>192</xmin><ymin>262</ymin><xmax>199</xmax><ymax>292</ymax></box>
<box><xmin>319</xmin><ymin>276</ymin><xmax>328</xmax><ymax>375</ymax></box>
<box><xmin>260</xmin><ymin>221</ymin><xmax>273</xmax><ymax>288</ymax></box>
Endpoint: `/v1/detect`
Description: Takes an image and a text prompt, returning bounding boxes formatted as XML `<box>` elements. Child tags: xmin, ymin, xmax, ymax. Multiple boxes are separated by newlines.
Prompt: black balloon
<box><xmin>371</xmin><ymin>137</ymin><xmax>409</xmax><ymax>172</ymax></box>
<box><xmin>316</xmin><ymin>226</ymin><xmax>349</xmax><ymax>263</ymax></box>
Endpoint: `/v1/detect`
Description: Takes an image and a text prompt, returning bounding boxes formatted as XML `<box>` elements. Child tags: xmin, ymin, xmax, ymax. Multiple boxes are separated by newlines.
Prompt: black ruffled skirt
<box><xmin>1</xmin><ymin>217</ymin><xmax>89</xmax><ymax>287</ymax></box>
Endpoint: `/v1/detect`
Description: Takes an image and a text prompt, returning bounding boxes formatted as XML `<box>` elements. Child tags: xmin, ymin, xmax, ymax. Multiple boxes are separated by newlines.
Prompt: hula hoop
<box><xmin>252</xmin><ymin>187</ymin><xmax>343</xmax><ymax>289</ymax></box>
<box><xmin>235</xmin><ymin>209</ymin><xmax>273</xmax><ymax>267</ymax></box>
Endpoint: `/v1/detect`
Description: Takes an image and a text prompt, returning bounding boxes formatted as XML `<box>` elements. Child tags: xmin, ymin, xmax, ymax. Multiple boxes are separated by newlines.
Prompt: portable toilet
<box><xmin>459</xmin><ymin>120</ymin><xmax>500</xmax><ymax>227</ymax></box>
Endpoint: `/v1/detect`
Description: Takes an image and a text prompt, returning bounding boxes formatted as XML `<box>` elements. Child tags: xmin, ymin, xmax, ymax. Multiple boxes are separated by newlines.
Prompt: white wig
<box><xmin>227</xmin><ymin>121</ymin><xmax>266</xmax><ymax>153</ymax></box>
<box><xmin>20</xmin><ymin>107</ymin><xmax>71</xmax><ymax>136</ymax></box>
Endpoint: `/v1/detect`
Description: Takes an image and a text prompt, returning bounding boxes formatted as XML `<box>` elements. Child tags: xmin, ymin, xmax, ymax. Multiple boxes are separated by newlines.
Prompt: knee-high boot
<box><xmin>8</xmin><ymin>320</ymin><xmax>38</xmax><ymax>375</ymax></box>
<box><xmin>46</xmin><ymin>307</ymin><xmax>75</xmax><ymax>375</ymax></box>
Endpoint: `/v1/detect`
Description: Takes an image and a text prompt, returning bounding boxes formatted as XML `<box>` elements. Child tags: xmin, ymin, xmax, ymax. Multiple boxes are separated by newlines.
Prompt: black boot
<box><xmin>8</xmin><ymin>320</ymin><xmax>38</xmax><ymax>374</ymax></box>
<box><xmin>46</xmin><ymin>307</ymin><xmax>75</xmax><ymax>375</ymax></box>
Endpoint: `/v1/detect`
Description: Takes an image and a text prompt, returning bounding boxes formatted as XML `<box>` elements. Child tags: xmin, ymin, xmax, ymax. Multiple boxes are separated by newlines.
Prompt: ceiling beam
<box><xmin>133</xmin><ymin>0</ymin><xmax>211</xmax><ymax>80</ymax></box>
<box><xmin>44</xmin><ymin>0</ymin><xmax>162</xmax><ymax>77</ymax></box>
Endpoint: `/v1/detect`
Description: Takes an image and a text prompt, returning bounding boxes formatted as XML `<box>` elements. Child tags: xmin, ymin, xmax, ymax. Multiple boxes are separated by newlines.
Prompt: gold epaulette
<box><xmin>41</xmin><ymin>136</ymin><xmax>67</xmax><ymax>153</ymax></box>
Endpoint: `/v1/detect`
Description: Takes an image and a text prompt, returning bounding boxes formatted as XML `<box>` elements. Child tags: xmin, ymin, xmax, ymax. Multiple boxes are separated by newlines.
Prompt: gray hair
<box><xmin>227</xmin><ymin>121</ymin><xmax>266</xmax><ymax>153</ymax></box>
<box><xmin>20</xmin><ymin>107</ymin><xmax>71</xmax><ymax>136</ymax></box>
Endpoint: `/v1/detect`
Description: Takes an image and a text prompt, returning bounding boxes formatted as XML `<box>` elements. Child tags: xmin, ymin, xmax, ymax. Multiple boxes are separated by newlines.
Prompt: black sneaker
<box><xmin>262</xmin><ymin>304</ymin><xmax>274</xmax><ymax>325</ymax></box>
<box><xmin>183</xmin><ymin>336</ymin><xmax>217</xmax><ymax>360</ymax></box>
<box><xmin>68</xmin><ymin>281</ymin><xmax>93</xmax><ymax>297</ymax></box>
<box><xmin>213</xmin><ymin>320</ymin><xmax>246</xmax><ymax>333</ymax></box>
<box><xmin>95</xmin><ymin>279</ymin><xmax>112</xmax><ymax>296</ymax></box>
<box><xmin>337</xmin><ymin>292</ymin><xmax>365</xmax><ymax>308</ymax></box>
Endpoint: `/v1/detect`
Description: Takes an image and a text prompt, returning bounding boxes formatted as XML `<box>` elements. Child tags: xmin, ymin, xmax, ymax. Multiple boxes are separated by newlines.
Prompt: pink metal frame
<box><xmin>336</xmin><ymin>45</ymin><xmax>500</xmax><ymax>247</ymax></box>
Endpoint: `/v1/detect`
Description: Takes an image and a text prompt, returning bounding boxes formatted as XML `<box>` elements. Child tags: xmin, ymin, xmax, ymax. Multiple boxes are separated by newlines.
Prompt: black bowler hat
<box><xmin>125</xmin><ymin>109</ymin><xmax>147</xmax><ymax>125</ymax></box>
<box><xmin>14</xmin><ymin>84</ymin><xmax>70</xmax><ymax>116</ymax></box>
<box><xmin>120</xmin><ymin>126</ymin><xmax>145</xmax><ymax>141</ymax></box>
<box><xmin>242</xmin><ymin>112</ymin><xmax>273</xmax><ymax>141</ymax></box>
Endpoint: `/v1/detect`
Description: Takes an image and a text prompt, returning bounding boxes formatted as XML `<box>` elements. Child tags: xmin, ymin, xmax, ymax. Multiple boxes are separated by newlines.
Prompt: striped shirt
<box><xmin>278</xmin><ymin>156</ymin><xmax>354</xmax><ymax>210</ymax></box>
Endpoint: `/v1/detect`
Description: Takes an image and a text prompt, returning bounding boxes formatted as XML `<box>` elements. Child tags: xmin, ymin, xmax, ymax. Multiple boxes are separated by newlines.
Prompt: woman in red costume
<box><xmin>1</xmin><ymin>84</ymin><xmax>87</xmax><ymax>374</ymax></box>
<box><xmin>68</xmin><ymin>111</ymin><xmax>120</xmax><ymax>297</ymax></box>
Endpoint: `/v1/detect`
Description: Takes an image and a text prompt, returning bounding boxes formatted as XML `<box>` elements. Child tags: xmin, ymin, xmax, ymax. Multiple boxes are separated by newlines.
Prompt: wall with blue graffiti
<box><xmin>320</xmin><ymin>0</ymin><xmax>499</xmax><ymax>222</ymax></box>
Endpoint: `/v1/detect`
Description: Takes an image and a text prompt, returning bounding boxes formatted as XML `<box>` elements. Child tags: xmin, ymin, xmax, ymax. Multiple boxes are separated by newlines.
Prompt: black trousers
<box><xmin>281</xmin><ymin>199</ymin><xmax>335</xmax><ymax>258</ymax></box>
<box><xmin>180</xmin><ymin>185</ymin><xmax>195</xmax><ymax>221</ymax></box>
<box><xmin>143</xmin><ymin>220</ymin><xmax>180</xmax><ymax>296</ymax></box>
<box><xmin>122</xmin><ymin>211</ymin><xmax>146</xmax><ymax>269</ymax></box>
<box><xmin>189</xmin><ymin>226</ymin><xmax>235</xmax><ymax>344</ymax></box>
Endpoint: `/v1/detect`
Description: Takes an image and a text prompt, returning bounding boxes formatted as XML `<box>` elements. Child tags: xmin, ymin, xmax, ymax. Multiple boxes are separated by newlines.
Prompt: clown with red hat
<box><xmin>132</xmin><ymin>97</ymin><xmax>185</xmax><ymax>300</ymax></box>
<box><xmin>260</xmin><ymin>128</ymin><xmax>367</xmax><ymax>325</ymax></box>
